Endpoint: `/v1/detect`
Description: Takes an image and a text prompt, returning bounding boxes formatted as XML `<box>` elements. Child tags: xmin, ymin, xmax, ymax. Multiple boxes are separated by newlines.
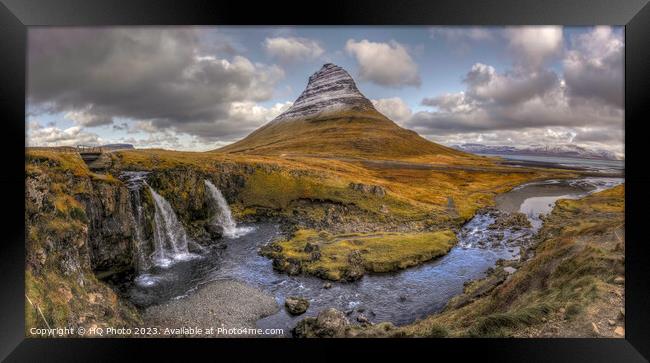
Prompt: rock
<box><xmin>284</xmin><ymin>259</ymin><xmax>302</xmax><ymax>275</ymax></box>
<box><xmin>559</xmin><ymin>307</ymin><xmax>566</xmax><ymax>314</ymax></box>
<box><xmin>591</xmin><ymin>322</ymin><xmax>600</xmax><ymax>335</ymax></box>
<box><xmin>309</xmin><ymin>251</ymin><xmax>321</xmax><ymax>262</ymax></box>
<box><xmin>343</xmin><ymin>250</ymin><xmax>365</xmax><ymax>281</ymax></box>
<box><xmin>608</xmin><ymin>319</ymin><xmax>616</xmax><ymax>326</ymax></box>
<box><xmin>285</xmin><ymin>296</ymin><xmax>310</xmax><ymax>315</ymax></box>
<box><xmin>357</xmin><ymin>314</ymin><xmax>370</xmax><ymax>324</ymax></box>
<box><xmin>348</xmin><ymin>183</ymin><xmax>386</xmax><ymax>198</ymax></box>
<box><xmin>614</xmin><ymin>326</ymin><xmax>625</xmax><ymax>337</ymax></box>
<box><xmin>204</xmin><ymin>224</ymin><xmax>223</xmax><ymax>239</ymax></box>
<box><xmin>304</xmin><ymin>242</ymin><xmax>319</xmax><ymax>253</ymax></box>
<box><xmin>322</xmin><ymin>282</ymin><xmax>332</xmax><ymax>289</ymax></box>
<box><xmin>503</xmin><ymin>266</ymin><xmax>517</xmax><ymax>274</ymax></box>
<box><xmin>293</xmin><ymin>308</ymin><xmax>350</xmax><ymax>338</ymax></box>
<box><xmin>613</xmin><ymin>276</ymin><xmax>625</xmax><ymax>285</ymax></box>
<box><xmin>489</xmin><ymin>211</ymin><xmax>532</xmax><ymax>230</ymax></box>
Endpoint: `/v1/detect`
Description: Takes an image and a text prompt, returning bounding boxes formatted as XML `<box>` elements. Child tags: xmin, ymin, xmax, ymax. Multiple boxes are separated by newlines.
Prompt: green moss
<box><xmin>264</xmin><ymin>229</ymin><xmax>457</xmax><ymax>280</ymax></box>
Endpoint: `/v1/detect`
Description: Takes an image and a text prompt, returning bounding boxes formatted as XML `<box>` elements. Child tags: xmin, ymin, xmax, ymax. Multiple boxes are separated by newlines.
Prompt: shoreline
<box><xmin>142</xmin><ymin>279</ymin><xmax>280</xmax><ymax>337</ymax></box>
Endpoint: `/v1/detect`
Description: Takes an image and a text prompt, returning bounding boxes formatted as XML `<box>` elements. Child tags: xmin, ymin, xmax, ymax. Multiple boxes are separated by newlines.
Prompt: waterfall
<box><xmin>204</xmin><ymin>180</ymin><xmax>252</xmax><ymax>238</ymax></box>
<box><xmin>122</xmin><ymin>171</ymin><xmax>151</xmax><ymax>271</ymax></box>
<box><xmin>148</xmin><ymin>186</ymin><xmax>195</xmax><ymax>267</ymax></box>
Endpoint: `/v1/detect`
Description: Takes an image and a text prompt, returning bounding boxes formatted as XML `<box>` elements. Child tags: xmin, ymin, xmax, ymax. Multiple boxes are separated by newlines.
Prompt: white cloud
<box><xmin>504</xmin><ymin>26</ymin><xmax>563</xmax><ymax>68</ymax></box>
<box><xmin>563</xmin><ymin>26</ymin><xmax>623</xmax><ymax>108</ymax></box>
<box><xmin>429</xmin><ymin>27</ymin><xmax>495</xmax><ymax>42</ymax></box>
<box><xmin>27</xmin><ymin>121</ymin><xmax>103</xmax><ymax>147</ymax></box>
<box><xmin>133</xmin><ymin>100</ymin><xmax>293</xmax><ymax>147</ymax></box>
<box><xmin>28</xmin><ymin>28</ymin><xmax>285</xmax><ymax>140</ymax></box>
<box><xmin>462</xmin><ymin>63</ymin><xmax>559</xmax><ymax>105</ymax></box>
<box><xmin>64</xmin><ymin>106</ymin><xmax>113</xmax><ymax>127</ymax></box>
<box><xmin>405</xmin><ymin>39</ymin><xmax>623</xmax><ymax>156</ymax></box>
<box><xmin>422</xmin><ymin>92</ymin><xmax>475</xmax><ymax>113</ymax></box>
<box><xmin>264</xmin><ymin>37</ymin><xmax>324</xmax><ymax>63</ymax></box>
<box><xmin>345</xmin><ymin>39</ymin><xmax>420</xmax><ymax>87</ymax></box>
<box><xmin>371</xmin><ymin>97</ymin><xmax>412</xmax><ymax>124</ymax></box>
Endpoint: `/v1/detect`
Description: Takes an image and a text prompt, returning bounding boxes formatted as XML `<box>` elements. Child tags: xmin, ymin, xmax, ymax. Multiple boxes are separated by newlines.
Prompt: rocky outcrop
<box><xmin>25</xmin><ymin>152</ymin><xmax>142</xmax><ymax>333</ymax></box>
<box><xmin>489</xmin><ymin>211</ymin><xmax>532</xmax><ymax>230</ymax></box>
<box><xmin>348</xmin><ymin>183</ymin><xmax>386</xmax><ymax>198</ymax></box>
<box><xmin>273</xmin><ymin>63</ymin><xmax>376</xmax><ymax>122</ymax></box>
<box><xmin>78</xmin><ymin>181</ymin><xmax>136</xmax><ymax>272</ymax></box>
<box><xmin>293</xmin><ymin>308</ymin><xmax>350</xmax><ymax>338</ymax></box>
<box><xmin>285</xmin><ymin>296</ymin><xmax>310</xmax><ymax>315</ymax></box>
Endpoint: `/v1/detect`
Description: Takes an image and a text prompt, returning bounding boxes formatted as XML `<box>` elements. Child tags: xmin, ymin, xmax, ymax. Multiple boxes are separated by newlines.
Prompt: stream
<box><xmin>117</xmin><ymin>176</ymin><xmax>622</xmax><ymax>335</ymax></box>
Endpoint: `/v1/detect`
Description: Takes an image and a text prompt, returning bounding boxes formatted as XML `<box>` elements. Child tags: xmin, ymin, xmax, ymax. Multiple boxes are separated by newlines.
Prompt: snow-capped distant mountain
<box><xmin>452</xmin><ymin>143</ymin><xmax>622</xmax><ymax>161</ymax></box>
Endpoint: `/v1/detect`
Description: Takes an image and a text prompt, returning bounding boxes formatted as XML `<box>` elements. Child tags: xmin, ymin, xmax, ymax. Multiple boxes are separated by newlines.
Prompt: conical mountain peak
<box><xmin>217</xmin><ymin>64</ymin><xmax>466</xmax><ymax>159</ymax></box>
<box><xmin>273</xmin><ymin>63</ymin><xmax>376</xmax><ymax>122</ymax></box>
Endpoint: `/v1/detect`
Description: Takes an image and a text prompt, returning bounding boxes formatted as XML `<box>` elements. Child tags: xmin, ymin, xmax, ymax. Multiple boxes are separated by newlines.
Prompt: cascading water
<box><xmin>148</xmin><ymin>186</ymin><xmax>195</xmax><ymax>267</ymax></box>
<box><xmin>204</xmin><ymin>180</ymin><xmax>253</xmax><ymax>238</ymax></box>
<box><xmin>122</xmin><ymin>171</ymin><xmax>151</xmax><ymax>271</ymax></box>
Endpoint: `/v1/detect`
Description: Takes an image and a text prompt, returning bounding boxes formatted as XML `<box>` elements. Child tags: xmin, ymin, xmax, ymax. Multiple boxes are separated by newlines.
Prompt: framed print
<box><xmin>2</xmin><ymin>0</ymin><xmax>649</xmax><ymax>361</ymax></box>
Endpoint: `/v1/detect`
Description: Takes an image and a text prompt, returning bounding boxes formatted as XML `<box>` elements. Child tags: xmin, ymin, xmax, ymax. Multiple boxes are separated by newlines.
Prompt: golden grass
<box><xmin>395</xmin><ymin>184</ymin><xmax>625</xmax><ymax>337</ymax></box>
<box><xmin>217</xmin><ymin>109</ymin><xmax>469</xmax><ymax>159</ymax></box>
<box><xmin>267</xmin><ymin>229</ymin><xmax>457</xmax><ymax>280</ymax></box>
<box><xmin>103</xmin><ymin>146</ymin><xmax>573</xmax><ymax>224</ymax></box>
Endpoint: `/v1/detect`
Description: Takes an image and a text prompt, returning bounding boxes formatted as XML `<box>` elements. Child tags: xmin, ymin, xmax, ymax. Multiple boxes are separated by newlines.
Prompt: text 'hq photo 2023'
<box><xmin>24</xmin><ymin>26</ymin><xmax>625</xmax><ymax>338</ymax></box>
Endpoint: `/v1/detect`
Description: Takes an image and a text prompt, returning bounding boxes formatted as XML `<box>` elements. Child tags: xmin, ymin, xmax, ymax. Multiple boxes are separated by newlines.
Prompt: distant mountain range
<box><xmin>451</xmin><ymin>143</ymin><xmax>622</xmax><ymax>161</ymax></box>
<box><xmin>101</xmin><ymin>143</ymin><xmax>135</xmax><ymax>151</ymax></box>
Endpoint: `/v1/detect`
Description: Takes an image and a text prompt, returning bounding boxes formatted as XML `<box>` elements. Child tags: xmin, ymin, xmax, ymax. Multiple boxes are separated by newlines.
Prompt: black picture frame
<box><xmin>2</xmin><ymin>0</ymin><xmax>649</xmax><ymax>361</ymax></box>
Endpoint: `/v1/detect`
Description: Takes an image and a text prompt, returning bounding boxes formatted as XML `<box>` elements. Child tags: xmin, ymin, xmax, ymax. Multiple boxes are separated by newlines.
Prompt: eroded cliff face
<box><xmin>24</xmin><ymin>151</ymin><xmax>257</xmax><ymax>332</ymax></box>
<box><xmin>25</xmin><ymin>152</ymin><xmax>142</xmax><ymax>333</ymax></box>
<box><xmin>78</xmin><ymin>182</ymin><xmax>136</xmax><ymax>272</ymax></box>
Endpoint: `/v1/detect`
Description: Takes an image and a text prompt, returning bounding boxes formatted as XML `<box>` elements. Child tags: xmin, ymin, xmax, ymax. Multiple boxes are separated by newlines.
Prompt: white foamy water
<box><xmin>149</xmin><ymin>186</ymin><xmax>198</xmax><ymax>267</ymax></box>
<box><xmin>204</xmin><ymin>180</ymin><xmax>253</xmax><ymax>238</ymax></box>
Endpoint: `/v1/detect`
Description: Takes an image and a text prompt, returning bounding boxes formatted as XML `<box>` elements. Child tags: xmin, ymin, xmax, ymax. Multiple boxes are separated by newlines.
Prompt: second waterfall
<box><xmin>204</xmin><ymin>179</ymin><xmax>253</xmax><ymax>238</ymax></box>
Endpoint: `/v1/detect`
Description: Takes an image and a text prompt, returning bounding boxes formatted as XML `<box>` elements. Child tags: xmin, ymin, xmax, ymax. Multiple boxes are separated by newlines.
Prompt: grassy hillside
<box><xmin>105</xmin><ymin>147</ymin><xmax>571</xmax><ymax>225</ymax></box>
<box><xmin>217</xmin><ymin>109</ymin><xmax>469</xmax><ymax>159</ymax></box>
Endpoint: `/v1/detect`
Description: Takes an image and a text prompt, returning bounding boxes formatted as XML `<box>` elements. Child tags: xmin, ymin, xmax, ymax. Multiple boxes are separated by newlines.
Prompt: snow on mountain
<box><xmin>272</xmin><ymin>63</ymin><xmax>376</xmax><ymax>122</ymax></box>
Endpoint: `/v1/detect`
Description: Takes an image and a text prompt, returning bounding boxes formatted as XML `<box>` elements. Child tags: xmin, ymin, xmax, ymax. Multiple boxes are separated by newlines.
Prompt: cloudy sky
<box><xmin>26</xmin><ymin>26</ymin><xmax>624</xmax><ymax>157</ymax></box>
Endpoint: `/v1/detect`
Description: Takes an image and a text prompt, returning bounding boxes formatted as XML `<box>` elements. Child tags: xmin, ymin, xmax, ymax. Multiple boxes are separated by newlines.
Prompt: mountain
<box><xmin>217</xmin><ymin>63</ymin><xmax>466</xmax><ymax>159</ymax></box>
<box><xmin>101</xmin><ymin>143</ymin><xmax>135</xmax><ymax>151</ymax></box>
<box><xmin>452</xmin><ymin>143</ymin><xmax>622</xmax><ymax>161</ymax></box>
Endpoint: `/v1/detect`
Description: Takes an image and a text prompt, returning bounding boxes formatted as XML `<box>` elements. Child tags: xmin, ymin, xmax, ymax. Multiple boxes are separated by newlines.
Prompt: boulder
<box><xmin>489</xmin><ymin>211</ymin><xmax>532</xmax><ymax>230</ymax></box>
<box><xmin>356</xmin><ymin>314</ymin><xmax>370</xmax><ymax>324</ymax></box>
<box><xmin>285</xmin><ymin>296</ymin><xmax>310</xmax><ymax>315</ymax></box>
<box><xmin>204</xmin><ymin>223</ymin><xmax>223</xmax><ymax>239</ymax></box>
<box><xmin>343</xmin><ymin>250</ymin><xmax>365</xmax><ymax>281</ymax></box>
<box><xmin>292</xmin><ymin>308</ymin><xmax>350</xmax><ymax>338</ymax></box>
<box><xmin>348</xmin><ymin>183</ymin><xmax>386</xmax><ymax>198</ymax></box>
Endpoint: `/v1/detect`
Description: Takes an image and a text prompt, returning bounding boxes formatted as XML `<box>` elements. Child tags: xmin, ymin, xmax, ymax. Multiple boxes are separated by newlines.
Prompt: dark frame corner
<box><xmin>1</xmin><ymin>0</ymin><xmax>649</xmax><ymax>361</ymax></box>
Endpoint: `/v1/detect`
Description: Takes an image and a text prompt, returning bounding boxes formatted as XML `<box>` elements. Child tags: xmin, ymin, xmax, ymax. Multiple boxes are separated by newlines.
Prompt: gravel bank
<box><xmin>143</xmin><ymin>279</ymin><xmax>280</xmax><ymax>337</ymax></box>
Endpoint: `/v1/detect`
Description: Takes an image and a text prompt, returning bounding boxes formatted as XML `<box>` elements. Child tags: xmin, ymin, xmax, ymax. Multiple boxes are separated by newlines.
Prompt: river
<box><xmin>117</xmin><ymin>176</ymin><xmax>622</xmax><ymax>335</ymax></box>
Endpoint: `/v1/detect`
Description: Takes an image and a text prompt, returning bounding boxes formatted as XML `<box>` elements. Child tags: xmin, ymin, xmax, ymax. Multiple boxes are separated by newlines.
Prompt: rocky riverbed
<box><xmin>143</xmin><ymin>279</ymin><xmax>280</xmax><ymax>337</ymax></box>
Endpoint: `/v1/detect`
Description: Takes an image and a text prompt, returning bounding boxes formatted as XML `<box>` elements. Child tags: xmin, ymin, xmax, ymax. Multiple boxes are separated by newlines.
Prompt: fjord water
<box><xmin>120</xmin><ymin>175</ymin><xmax>621</xmax><ymax>332</ymax></box>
